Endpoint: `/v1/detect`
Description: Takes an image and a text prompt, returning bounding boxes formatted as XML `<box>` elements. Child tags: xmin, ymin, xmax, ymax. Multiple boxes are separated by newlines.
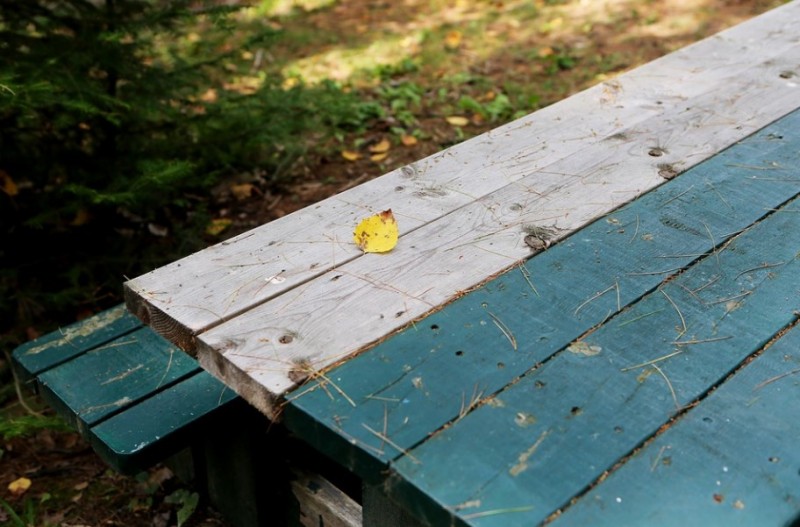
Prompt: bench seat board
<box><xmin>548</xmin><ymin>323</ymin><xmax>800</xmax><ymax>526</ymax></box>
<box><xmin>38</xmin><ymin>326</ymin><xmax>200</xmax><ymax>429</ymax></box>
<box><xmin>384</xmin><ymin>192</ymin><xmax>800</xmax><ymax>526</ymax></box>
<box><xmin>12</xmin><ymin>305</ymin><xmax>241</xmax><ymax>476</ymax></box>
<box><xmin>283</xmin><ymin>108</ymin><xmax>800</xmax><ymax>483</ymax></box>
<box><xmin>89</xmin><ymin>370</ymin><xmax>239</xmax><ymax>474</ymax></box>
<box><xmin>12</xmin><ymin>305</ymin><xmax>142</xmax><ymax>382</ymax></box>
<box><xmin>124</xmin><ymin>1</ymin><xmax>800</xmax><ymax>418</ymax></box>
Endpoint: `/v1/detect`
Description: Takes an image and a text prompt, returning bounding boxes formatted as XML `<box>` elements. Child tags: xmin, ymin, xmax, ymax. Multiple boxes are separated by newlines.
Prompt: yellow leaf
<box><xmin>206</xmin><ymin>218</ymin><xmax>232</xmax><ymax>236</ymax></box>
<box><xmin>341</xmin><ymin>150</ymin><xmax>362</xmax><ymax>161</ymax></box>
<box><xmin>230</xmin><ymin>183</ymin><xmax>255</xmax><ymax>201</ymax></box>
<box><xmin>538</xmin><ymin>46</ymin><xmax>554</xmax><ymax>58</ymax></box>
<box><xmin>400</xmin><ymin>134</ymin><xmax>418</xmax><ymax>146</ymax></box>
<box><xmin>0</xmin><ymin>170</ymin><xmax>18</xmax><ymax>196</ymax></box>
<box><xmin>353</xmin><ymin>209</ymin><xmax>399</xmax><ymax>253</ymax></box>
<box><xmin>446</xmin><ymin>115</ymin><xmax>469</xmax><ymax>127</ymax></box>
<box><xmin>369</xmin><ymin>138</ymin><xmax>391</xmax><ymax>154</ymax></box>
<box><xmin>8</xmin><ymin>477</ymin><xmax>31</xmax><ymax>496</ymax></box>
<box><xmin>370</xmin><ymin>152</ymin><xmax>389</xmax><ymax>162</ymax></box>
<box><xmin>71</xmin><ymin>208</ymin><xmax>91</xmax><ymax>226</ymax></box>
<box><xmin>444</xmin><ymin>30</ymin><xmax>462</xmax><ymax>50</ymax></box>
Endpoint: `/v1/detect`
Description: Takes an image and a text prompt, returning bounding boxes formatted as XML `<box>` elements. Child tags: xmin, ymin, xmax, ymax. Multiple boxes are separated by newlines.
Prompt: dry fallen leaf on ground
<box><xmin>369</xmin><ymin>138</ymin><xmax>391</xmax><ymax>153</ymax></box>
<box><xmin>341</xmin><ymin>150</ymin><xmax>362</xmax><ymax>161</ymax></box>
<box><xmin>446</xmin><ymin>115</ymin><xmax>469</xmax><ymax>127</ymax></box>
<box><xmin>8</xmin><ymin>476</ymin><xmax>32</xmax><ymax>496</ymax></box>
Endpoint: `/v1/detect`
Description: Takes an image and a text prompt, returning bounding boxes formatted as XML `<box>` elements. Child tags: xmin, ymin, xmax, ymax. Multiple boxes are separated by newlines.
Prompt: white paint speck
<box><xmin>616</xmin><ymin>497</ymin><xmax>622</xmax><ymax>504</ymax></box>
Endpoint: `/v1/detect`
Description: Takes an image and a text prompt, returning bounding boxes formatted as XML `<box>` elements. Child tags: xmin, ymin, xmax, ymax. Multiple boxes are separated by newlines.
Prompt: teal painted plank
<box><xmin>388</xmin><ymin>195</ymin><xmax>800</xmax><ymax>526</ymax></box>
<box><xmin>283</xmin><ymin>109</ymin><xmax>800</xmax><ymax>483</ymax></box>
<box><xmin>38</xmin><ymin>327</ymin><xmax>200</xmax><ymax>429</ymax></box>
<box><xmin>12</xmin><ymin>305</ymin><xmax>142</xmax><ymax>382</ymax></box>
<box><xmin>549</xmin><ymin>324</ymin><xmax>800</xmax><ymax>527</ymax></box>
<box><xmin>89</xmin><ymin>370</ymin><xmax>240</xmax><ymax>474</ymax></box>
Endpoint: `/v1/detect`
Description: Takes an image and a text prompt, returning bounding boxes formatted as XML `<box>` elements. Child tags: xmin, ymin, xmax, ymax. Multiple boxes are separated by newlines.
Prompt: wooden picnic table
<box><xmin>125</xmin><ymin>2</ymin><xmax>800</xmax><ymax>525</ymax></box>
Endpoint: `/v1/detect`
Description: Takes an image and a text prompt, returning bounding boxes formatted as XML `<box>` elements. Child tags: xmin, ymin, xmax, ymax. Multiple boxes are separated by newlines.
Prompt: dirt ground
<box><xmin>1</xmin><ymin>0</ymin><xmax>787</xmax><ymax>525</ymax></box>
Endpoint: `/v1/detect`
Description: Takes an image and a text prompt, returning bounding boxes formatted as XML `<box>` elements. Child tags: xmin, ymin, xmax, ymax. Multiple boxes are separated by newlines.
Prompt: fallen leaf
<box><xmin>369</xmin><ymin>138</ymin><xmax>391</xmax><ymax>153</ymax></box>
<box><xmin>205</xmin><ymin>218</ymin><xmax>232</xmax><ymax>236</ymax></box>
<box><xmin>370</xmin><ymin>152</ymin><xmax>389</xmax><ymax>162</ymax></box>
<box><xmin>353</xmin><ymin>209</ymin><xmax>399</xmax><ymax>253</ymax></box>
<box><xmin>341</xmin><ymin>150</ymin><xmax>362</xmax><ymax>161</ymax></box>
<box><xmin>400</xmin><ymin>134</ymin><xmax>418</xmax><ymax>146</ymax></box>
<box><xmin>71</xmin><ymin>208</ymin><xmax>91</xmax><ymax>226</ymax></box>
<box><xmin>8</xmin><ymin>477</ymin><xmax>31</xmax><ymax>496</ymax></box>
<box><xmin>230</xmin><ymin>183</ymin><xmax>255</xmax><ymax>201</ymax></box>
<box><xmin>73</xmin><ymin>481</ymin><xmax>89</xmax><ymax>491</ymax></box>
<box><xmin>446</xmin><ymin>115</ymin><xmax>469</xmax><ymax>127</ymax></box>
<box><xmin>444</xmin><ymin>30</ymin><xmax>462</xmax><ymax>50</ymax></box>
<box><xmin>200</xmin><ymin>88</ymin><xmax>218</xmax><ymax>103</ymax></box>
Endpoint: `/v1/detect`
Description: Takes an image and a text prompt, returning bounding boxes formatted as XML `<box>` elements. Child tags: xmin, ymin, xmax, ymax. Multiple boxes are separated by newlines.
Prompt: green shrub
<box><xmin>0</xmin><ymin>1</ymin><xmax>380</xmax><ymax>343</ymax></box>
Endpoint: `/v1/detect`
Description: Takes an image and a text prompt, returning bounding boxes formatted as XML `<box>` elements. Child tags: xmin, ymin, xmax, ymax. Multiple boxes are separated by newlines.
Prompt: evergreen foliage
<box><xmin>0</xmin><ymin>0</ymin><xmax>379</xmax><ymax>344</ymax></box>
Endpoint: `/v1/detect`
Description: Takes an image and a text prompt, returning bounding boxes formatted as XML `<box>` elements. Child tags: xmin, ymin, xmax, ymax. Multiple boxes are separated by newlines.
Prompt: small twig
<box><xmin>660</xmin><ymin>289</ymin><xmax>687</xmax><ymax>336</ymax></box>
<box><xmin>519</xmin><ymin>264</ymin><xmax>539</xmax><ymax>296</ymax></box>
<box><xmin>627</xmin><ymin>266</ymin><xmax>685</xmax><ymax>276</ymax></box>
<box><xmin>660</xmin><ymin>185</ymin><xmax>694</xmax><ymax>208</ymax></box>
<box><xmin>702</xmin><ymin>221</ymin><xmax>720</xmax><ymax>269</ymax></box>
<box><xmin>735</xmin><ymin>261</ymin><xmax>785</xmax><ymax>280</ymax></box>
<box><xmin>754</xmin><ymin>367</ymin><xmax>800</xmax><ymax>391</ymax></box>
<box><xmin>487</xmin><ymin>311</ymin><xmax>517</xmax><ymax>351</ymax></box>
<box><xmin>652</xmin><ymin>364</ymin><xmax>679</xmax><ymax>409</ymax></box>
<box><xmin>461</xmin><ymin>506</ymin><xmax>535</xmax><ymax>521</ymax></box>
<box><xmin>574</xmin><ymin>283</ymin><xmax>618</xmax><ymax>316</ymax></box>
<box><xmin>672</xmin><ymin>336</ymin><xmax>732</xmax><ymax>346</ymax></box>
<box><xmin>629</xmin><ymin>214</ymin><xmax>640</xmax><ymax>244</ymax></box>
<box><xmin>362</xmin><ymin>424</ymin><xmax>420</xmax><ymax>464</ymax></box>
<box><xmin>650</xmin><ymin>445</ymin><xmax>670</xmax><ymax>472</ymax></box>
<box><xmin>316</xmin><ymin>371</ymin><xmax>356</xmax><ymax>407</ymax></box>
<box><xmin>705</xmin><ymin>180</ymin><xmax>733</xmax><ymax>210</ymax></box>
<box><xmin>620</xmin><ymin>349</ymin><xmax>685</xmax><ymax>372</ymax></box>
<box><xmin>618</xmin><ymin>309</ymin><xmax>664</xmax><ymax>328</ymax></box>
<box><xmin>5</xmin><ymin>350</ymin><xmax>44</xmax><ymax>417</ymax></box>
<box><xmin>708</xmin><ymin>291</ymin><xmax>752</xmax><ymax>306</ymax></box>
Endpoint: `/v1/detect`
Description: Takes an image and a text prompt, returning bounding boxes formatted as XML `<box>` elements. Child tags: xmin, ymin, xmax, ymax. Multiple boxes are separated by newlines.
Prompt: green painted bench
<box><xmin>12</xmin><ymin>304</ymin><xmax>240</xmax><ymax>475</ymax></box>
<box><xmin>11</xmin><ymin>305</ymin><xmax>363</xmax><ymax>527</ymax></box>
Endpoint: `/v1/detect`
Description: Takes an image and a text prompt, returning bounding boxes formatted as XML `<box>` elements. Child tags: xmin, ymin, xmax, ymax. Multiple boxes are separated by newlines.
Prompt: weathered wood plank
<box><xmin>384</xmin><ymin>195</ymin><xmax>800</xmax><ymax>526</ymax></box>
<box><xmin>125</xmin><ymin>0</ymin><xmax>800</xmax><ymax>364</ymax></box>
<box><xmin>196</xmin><ymin>44</ymin><xmax>800</xmax><ymax>418</ymax></box>
<box><xmin>282</xmin><ymin>108</ymin><xmax>800</xmax><ymax>483</ymax></box>
<box><xmin>292</xmin><ymin>469</ymin><xmax>362</xmax><ymax>527</ymax></box>
<box><xmin>38</xmin><ymin>326</ymin><xmax>200</xmax><ymax>430</ymax></box>
<box><xmin>548</xmin><ymin>322</ymin><xmax>800</xmax><ymax>526</ymax></box>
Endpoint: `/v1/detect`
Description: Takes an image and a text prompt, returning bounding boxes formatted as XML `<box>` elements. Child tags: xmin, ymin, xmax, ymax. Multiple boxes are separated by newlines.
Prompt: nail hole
<box><xmin>648</xmin><ymin>147</ymin><xmax>666</xmax><ymax>157</ymax></box>
<box><xmin>497</xmin><ymin>362</ymin><xmax>505</xmax><ymax>369</ymax></box>
<box><xmin>570</xmin><ymin>406</ymin><xmax>582</xmax><ymax>416</ymax></box>
<box><xmin>455</xmin><ymin>350</ymin><xmax>464</xmax><ymax>357</ymax></box>
<box><xmin>430</xmin><ymin>324</ymin><xmax>439</xmax><ymax>331</ymax></box>
<box><xmin>279</xmin><ymin>334</ymin><xmax>294</xmax><ymax>344</ymax></box>
<box><xmin>769</xmin><ymin>456</ymin><xmax>780</xmax><ymax>463</ymax></box>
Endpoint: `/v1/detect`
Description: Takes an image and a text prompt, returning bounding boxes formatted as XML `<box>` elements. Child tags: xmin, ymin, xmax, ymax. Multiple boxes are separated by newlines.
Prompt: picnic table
<box><xmin>124</xmin><ymin>2</ymin><xmax>800</xmax><ymax>525</ymax></box>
